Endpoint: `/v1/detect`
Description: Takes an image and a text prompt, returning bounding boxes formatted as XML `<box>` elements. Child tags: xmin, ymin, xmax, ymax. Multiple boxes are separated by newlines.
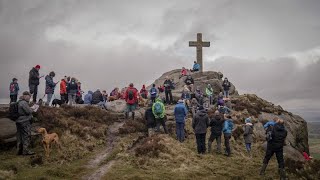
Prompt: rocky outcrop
<box><xmin>0</xmin><ymin>118</ymin><xmax>16</xmax><ymax>144</ymax></box>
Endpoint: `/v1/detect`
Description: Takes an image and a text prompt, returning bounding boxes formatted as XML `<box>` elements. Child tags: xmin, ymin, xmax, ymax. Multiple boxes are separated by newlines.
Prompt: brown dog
<box><xmin>37</xmin><ymin>128</ymin><xmax>61</xmax><ymax>157</ymax></box>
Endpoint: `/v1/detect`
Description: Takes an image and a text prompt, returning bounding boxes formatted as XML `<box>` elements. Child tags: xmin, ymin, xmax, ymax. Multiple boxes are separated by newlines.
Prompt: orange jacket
<box><xmin>60</xmin><ymin>79</ymin><xmax>67</xmax><ymax>94</ymax></box>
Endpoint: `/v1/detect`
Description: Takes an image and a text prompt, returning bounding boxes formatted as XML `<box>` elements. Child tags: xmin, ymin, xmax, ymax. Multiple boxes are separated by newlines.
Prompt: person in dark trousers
<box><xmin>163</xmin><ymin>76</ymin><xmax>173</xmax><ymax>104</ymax></box>
<box><xmin>125</xmin><ymin>83</ymin><xmax>138</xmax><ymax>120</ymax></box>
<box><xmin>145</xmin><ymin>102</ymin><xmax>155</xmax><ymax>137</ymax></box>
<box><xmin>208</xmin><ymin>111</ymin><xmax>225</xmax><ymax>153</ymax></box>
<box><xmin>16</xmin><ymin>91</ymin><xmax>35</xmax><ymax>155</ymax></box>
<box><xmin>29</xmin><ymin>65</ymin><xmax>42</xmax><ymax>103</ymax></box>
<box><xmin>152</xmin><ymin>98</ymin><xmax>168</xmax><ymax>133</ymax></box>
<box><xmin>222</xmin><ymin>77</ymin><xmax>231</xmax><ymax>98</ymax></box>
<box><xmin>60</xmin><ymin>76</ymin><xmax>68</xmax><ymax>103</ymax></box>
<box><xmin>222</xmin><ymin>115</ymin><xmax>234</xmax><ymax>157</ymax></box>
<box><xmin>260</xmin><ymin>119</ymin><xmax>287</xmax><ymax>179</ymax></box>
<box><xmin>192</xmin><ymin>105</ymin><xmax>209</xmax><ymax>154</ymax></box>
<box><xmin>45</xmin><ymin>71</ymin><xmax>57</xmax><ymax>106</ymax></box>
<box><xmin>174</xmin><ymin>99</ymin><xmax>188</xmax><ymax>142</ymax></box>
<box><xmin>149</xmin><ymin>84</ymin><xmax>158</xmax><ymax>103</ymax></box>
<box><xmin>244</xmin><ymin>117</ymin><xmax>254</xmax><ymax>156</ymax></box>
<box><xmin>9</xmin><ymin>78</ymin><xmax>20</xmax><ymax>103</ymax></box>
<box><xmin>67</xmin><ymin>77</ymin><xmax>78</xmax><ymax>106</ymax></box>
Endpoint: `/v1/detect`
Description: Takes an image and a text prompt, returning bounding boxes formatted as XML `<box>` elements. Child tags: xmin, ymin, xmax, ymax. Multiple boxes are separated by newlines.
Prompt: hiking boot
<box><xmin>279</xmin><ymin>168</ymin><xmax>286</xmax><ymax>180</ymax></box>
<box><xmin>23</xmin><ymin>151</ymin><xmax>35</xmax><ymax>156</ymax></box>
<box><xmin>260</xmin><ymin>163</ymin><xmax>268</xmax><ymax>176</ymax></box>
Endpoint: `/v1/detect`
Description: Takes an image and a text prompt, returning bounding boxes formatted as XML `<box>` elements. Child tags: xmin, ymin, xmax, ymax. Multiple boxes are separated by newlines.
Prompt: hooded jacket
<box><xmin>268</xmin><ymin>123</ymin><xmax>287</xmax><ymax>150</ymax></box>
<box><xmin>193</xmin><ymin>63</ymin><xmax>200</xmax><ymax>71</ymax></box>
<box><xmin>9</xmin><ymin>82</ymin><xmax>20</xmax><ymax>95</ymax></box>
<box><xmin>29</xmin><ymin>67</ymin><xmax>40</xmax><ymax>86</ymax></box>
<box><xmin>205</xmin><ymin>86</ymin><xmax>213</xmax><ymax>96</ymax></box>
<box><xmin>84</xmin><ymin>91</ymin><xmax>93</xmax><ymax>104</ymax></box>
<box><xmin>92</xmin><ymin>90</ymin><xmax>104</xmax><ymax>104</ymax></box>
<box><xmin>45</xmin><ymin>75</ymin><xmax>56</xmax><ymax>94</ymax></box>
<box><xmin>152</xmin><ymin>99</ymin><xmax>165</xmax><ymax>119</ymax></box>
<box><xmin>67</xmin><ymin>80</ymin><xmax>78</xmax><ymax>94</ymax></box>
<box><xmin>60</xmin><ymin>79</ymin><xmax>67</xmax><ymax>94</ymax></box>
<box><xmin>174</xmin><ymin>101</ymin><xmax>188</xmax><ymax>123</ymax></box>
<box><xmin>16</xmin><ymin>100</ymin><xmax>33</xmax><ymax>123</ymax></box>
<box><xmin>222</xmin><ymin>119</ymin><xmax>234</xmax><ymax>134</ymax></box>
<box><xmin>192</xmin><ymin>110</ymin><xmax>209</xmax><ymax>134</ymax></box>
<box><xmin>209</xmin><ymin>114</ymin><xmax>225</xmax><ymax>136</ymax></box>
<box><xmin>163</xmin><ymin>79</ymin><xmax>173</xmax><ymax>91</ymax></box>
<box><xmin>244</xmin><ymin>123</ymin><xmax>254</xmax><ymax>144</ymax></box>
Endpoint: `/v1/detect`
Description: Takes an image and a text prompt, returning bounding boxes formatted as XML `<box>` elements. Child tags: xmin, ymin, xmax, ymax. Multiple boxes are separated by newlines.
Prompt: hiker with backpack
<box><xmin>45</xmin><ymin>71</ymin><xmax>58</xmax><ymax>106</ymax></box>
<box><xmin>67</xmin><ymin>77</ymin><xmax>78</xmax><ymax>106</ymax></box>
<box><xmin>15</xmin><ymin>91</ymin><xmax>36</xmax><ymax>155</ymax></box>
<box><xmin>192</xmin><ymin>105</ymin><xmax>209</xmax><ymax>154</ymax></box>
<box><xmin>208</xmin><ymin>110</ymin><xmax>224</xmax><ymax>154</ymax></box>
<box><xmin>243</xmin><ymin>117</ymin><xmax>254</xmax><ymax>156</ymax></box>
<box><xmin>222</xmin><ymin>115</ymin><xmax>234</xmax><ymax>157</ymax></box>
<box><xmin>184</xmin><ymin>75</ymin><xmax>194</xmax><ymax>92</ymax></box>
<box><xmin>29</xmin><ymin>65</ymin><xmax>43</xmax><ymax>103</ymax></box>
<box><xmin>149</xmin><ymin>84</ymin><xmax>158</xmax><ymax>103</ymax></box>
<box><xmin>152</xmin><ymin>98</ymin><xmax>168</xmax><ymax>134</ymax></box>
<box><xmin>9</xmin><ymin>78</ymin><xmax>20</xmax><ymax>103</ymax></box>
<box><xmin>190</xmin><ymin>61</ymin><xmax>200</xmax><ymax>72</ymax></box>
<box><xmin>260</xmin><ymin>118</ymin><xmax>287</xmax><ymax>179</ymax></box>
<box><xmin>145</xmin><ymin>102</ymin><xmax>156</xmax><ymax>137</ymax></box>
<box><xmin>222</xmin><ymin>77</ymin><xmax>231</xmax><ymax>98</ymax></box>
<box><xmin>163</xmin><ymin>76</ymin><xmax>174</xmax><ymax>104</ymax></box>
<box><xmin>125</xmin><ymin>83</ymin><xmax>138</xmax><ymax>120</ymax></box>
<box><xmin>205</xmin><ymin>84</ymin><xmax>214</xmax><ymax>105</ymax></box>
<box><xmin>174</xmin><ymin>99</ymin><xmax>188</xmax><ymax>142</ymax></box>
<box><xmin>140</xmin><ymin>85</ymin><xmax>148</xmax><ymax>99</ymax></box>
<box><xmin>60</xmin><ymin>76</ymin><xmax>68</xmax><ymax>104</ymax></box>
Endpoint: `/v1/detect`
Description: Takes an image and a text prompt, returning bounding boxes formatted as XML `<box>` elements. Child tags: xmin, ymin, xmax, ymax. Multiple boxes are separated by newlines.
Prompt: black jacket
<box><xmin>268</xmin><ymin>123</ymin><xmax>287</xmax><ymax>150</ymax></box>
<box><xmin>185</xmin><ymin>77</ymin><xmax>194</xmax><ymax>85</ymax></box>
<box><xmin>192</xmin><ymin>110</ymin><xmax>209</xmax><ymax>134</ymax></box>
<box><xmin>29</xmin><ymin>67</ymin><xmax>40</xmax><ymax>86</ymax></box>
<box><xmin>209</xmin><ymin>114</ymin><xmax>224</xmax><ymax>136</ymax></box>
<box><xmin>92</xmin><ymin>91</ymin><xmax>104</xmax><ymax>104</ymax></box>
<box><xmin>222</xmin><ymin>81</ymin><xmax>231</xmax><ymax>91</ymax></box>
<box><xmin>163</xmin><ymin>80</ymin><xmax>173</xmax><ymax>91</ymax></box>
<box><xmin>145</xmin><ymin>108</ymin><xmax>155</xmax><ymax>126</ymax></box>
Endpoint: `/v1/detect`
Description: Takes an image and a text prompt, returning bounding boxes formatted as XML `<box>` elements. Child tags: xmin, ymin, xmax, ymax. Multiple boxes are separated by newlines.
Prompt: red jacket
<box><xmin>125</xmin><ymin>87</ymin><xmax>138</xmax><ymax>105</ymax></box>
<box><xmin>181</xmin><ymin>69</ymin><xmax>187</xmax><ymax>76</ymax></box>
<box><xmin>60</xmin><ymin>79</ymin><xmax>67</xmax><ymax>94</ymax></box>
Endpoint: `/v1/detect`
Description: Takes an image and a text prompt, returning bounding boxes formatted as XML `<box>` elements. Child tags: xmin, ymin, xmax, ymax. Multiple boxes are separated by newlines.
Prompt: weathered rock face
<box><xmin>106</xmin><ymin>100</ymin><xmax>127</xmax><ymax>113</ymax></box>
<box><xmin>148</xmin><ymin>69</ymin><xmax>238</xmax><ymax>101</ymax></box>
<box><xmin>0</xmin><ymin>118</ymin><xmax>16</xmax><ymax>143</ymax></box>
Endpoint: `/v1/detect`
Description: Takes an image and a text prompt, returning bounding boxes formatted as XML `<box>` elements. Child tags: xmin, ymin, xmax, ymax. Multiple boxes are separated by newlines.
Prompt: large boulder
<box><xmin>148</xmin><ymin>69</ymin><xmax>238</xmax><ymax>101</ymax></box>
<box><xmin>0</xmin><ymin>118</ymin><xmax>16</xmax><ymax>143</ymax></box>
<box><xmin>106</xmin><ymin>100</ymin><xmax>127</xmax><ymax>113</ymax></box>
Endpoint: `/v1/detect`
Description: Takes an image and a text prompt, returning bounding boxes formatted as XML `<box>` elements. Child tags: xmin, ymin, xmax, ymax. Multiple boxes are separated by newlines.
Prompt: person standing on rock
<box><xmin>222</xmin><ymin>77</ymin><xmax>231</xmax><ymax>98</ymax></box>
<box><xmin>152</xmin><ymin>98</ymin><xmax>168</xmax><ymax>133</ymax></box>
<box><xmin>192</xmin><ymin>105</ymin><xmax>209</xmax><ymax>154</ymax></box>
<box><xmin>145</xmin><ymin>102</ymin><xmax>156</xmax><ymax>137</ymax></box>
<box><xmin>125</xmin><ymin>83</ymin><xmax>138</xmax><ymax>120</ymax></box>
<box><xmin>67</xmin><ymin>77</ymin><xmax>78</xmax><ymax>106</ymax></box>
<box><xmin>208</xmin><ymin>111</ymin><xmax>224</xmax><ymax>154</ymax></box>
<box><xmin>184</xmin><ymin>75</ymin><xmax>194</xmax><ymax>92</ymax></box>
<box><xmin>163</xmin><ymin>76</ymin><xmax>174</xmax><ymax>105</ymax></box>
<box><xmin>222</xmin><ymin>115</ymin><xmax>234</xmax><ymax>157</ymax></box>
<box><xmin>149</xmin><ymin>84</ymin><xmax>158</xmax><ymax>103</ymax></box>
<box><xmin>29</xmin><ymin>65</ymin><xmax>42</xmax><ymax>103</ymax></box>
<box><xmin>45</xmin><ymin>71</ymin><xmax>58</xmax><ymax>106</ymax></box>
<box><xmin>9</xmin><ymin>78</ymin><xmax>20</xmax><ymax>103</ymax></box>
<box><xmin>205</xmin><ymin>84</ymin><xmax>214</xmax><ymax>105</ymax></box>
<box><xmin>60</xmin><ymin>76</ymin><xmax>68</xmax><ymax>104</ymax></box>
<box><xmin>260</xmin><ymin>118</ymin><xmax>287</xmax><ymax>179</ymax></box>
<box><xmin>16</xmin><ymin>91</ymin><xmax>36</xmax><ymax>155</ymax></box>
<box><xmin>174</xmin><ymin>99</ymin><xmax>188</xmax><ymax>142</ymax></box>
<box><xmin>243</xmin><ymin>117</ymin><xmax>254</xmax><ymax>156</ymax></box>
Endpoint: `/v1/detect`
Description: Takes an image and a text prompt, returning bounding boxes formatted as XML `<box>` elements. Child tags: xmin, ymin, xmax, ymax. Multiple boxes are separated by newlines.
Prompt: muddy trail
<box><xmin>82</xmin><ymin>121</ymin><xmax>124</xmax><ymax>180</ymax></box>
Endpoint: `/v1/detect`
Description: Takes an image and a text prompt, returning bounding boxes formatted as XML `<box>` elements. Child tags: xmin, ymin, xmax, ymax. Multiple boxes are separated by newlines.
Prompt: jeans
<box><xmin>165</xmin><ymin>90</ymin><xmax>173</xmax><ymax>104</ymax></box>
<box><xmin>46</xmin><ymin>93</ymin><xmax>53</xmax><ymax>106</ymax></box>
<box><xmin>68</xmin><ymin>94</ymin><xmax>76</xmax><ymax>106</ymax></box>
<box><xmin>224</xmin><ymin>133</ymin><xmax>232</xmax><ymax>156</ymax></box>
<box><xmin>263</xmin><ymin>146</ymin><xmax>285</xmax><ymax>168</ymax></box>
<box><xmin>156</xmin><ymin>118</ymin><xmax>168</xmax><ymax>133</ymax></box>
<box><xmin>196</xmin><ymin>133</ymin><xmax>206</xmax><ymax>154</ymax></box>
<box><xmin>29</xmin><ymin>84</ymin><xmax>38</xmax><ymax>103</ymax></box>
<box><xmin>10</xmin><ymin>94</ymin><xmax>18</xmax><ymax>103</ymax></box>
<box><xmin>246</xmin><ymin>143</ymin><xmax>252</xmax><ymax>152</ymax></box>
<box><xmin>208</xmin><ymin>134</ymin><xmax>222</xmax><ymax>153</ymax></box>
<box><xmin>176</xmin><ymin>122</ymin><xmax>185</xmax><ymax>142</ymax></box>
<box><xmin>224</xmin><ymin>90</ymin><xmax>229</xmax><ymax>98</ymax></box>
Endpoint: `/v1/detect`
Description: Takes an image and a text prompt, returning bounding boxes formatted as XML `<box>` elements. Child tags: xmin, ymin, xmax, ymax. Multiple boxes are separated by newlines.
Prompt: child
<box><xmin>244</xmin><ymin>117</ymin><xmax>254</xmax><ymax>156</ymax></box>
<box><xmin>223</xmin><ymin>115</ymin><xmax>234</xmax><ymax>157</ymax></box>
<box><xmin>9</xmin><ymin>78</ymin><xmax>20</xmax><ymax>103</ymax></box>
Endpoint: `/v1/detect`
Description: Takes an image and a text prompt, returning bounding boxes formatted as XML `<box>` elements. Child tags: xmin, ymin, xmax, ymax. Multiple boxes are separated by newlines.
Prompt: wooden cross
<box><xmin>189</xmin><ymin>33</ymin><xmax>210</xmax><ymax>72</ymax></box>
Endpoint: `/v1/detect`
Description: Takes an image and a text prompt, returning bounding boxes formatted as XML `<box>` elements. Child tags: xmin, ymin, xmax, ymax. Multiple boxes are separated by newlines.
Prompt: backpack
<box><xmin>10</xmin><ymin>83</ymin><xmax>15</xmax><ymax>93</ymax></box>
<box><xmin>8</xmin><ymin>101</ymin><xmax>20</xmax><ymax>121</ymax></box>
<box><xmin>128</xmin><ymin>89</ymin><xmax>134</xmax><ymax>100</ymax></box>
<box><xmin>266</xmin><ymin>125</ymin><xmax>274</xmax><ymax>142</ymax></box>
<box><xmin>154</xmin><ymin>102</ymin><xmax>163</xmax><ymax>115</ymax></box>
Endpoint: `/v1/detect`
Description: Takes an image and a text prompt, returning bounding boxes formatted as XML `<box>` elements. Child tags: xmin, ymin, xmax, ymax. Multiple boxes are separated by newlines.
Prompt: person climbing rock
<box><xmin>152</xmin><ymin>98</ymin><xmax>168</xmax><ymax>133</ymax></box>
<box><xmin>223</xmin><ymin>115</ymin><xmax>234</xmax><ymax>157</ymax></box>
<box><xmin>174</xmin><ymin>99</ymin><xmax>188</xmax><ymax>142</ymax></box>
<box><xmin>222</xmin><ymin>77</ymin><xmax>231</xmax><ymax>98</ymax></box>
<box><xmin>192</xmin><ymin>105</ymin><xmax>209</xmax><ymax>154</ymax></box>
<box><xmin>184</xmin><ymin>75</ymin><xmax>194</xmax><ymax>92</ymax></box>
<box><xmin>208</xmin><ymin>111</ymin><xmax>224</xmax><ymax>153</ymax></box>
<box><xmin>125</xmin><ymin>83</ymin><xmax>138</xmax><ymax>120</ymax></box>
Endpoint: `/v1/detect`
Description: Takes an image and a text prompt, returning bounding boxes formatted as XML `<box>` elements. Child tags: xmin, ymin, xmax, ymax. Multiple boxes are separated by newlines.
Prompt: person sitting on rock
<box><xmin>222</xmin><ymin>115</ymin><xmax>234</xmax><ymax>157</ymax></box>
<box><xmin>179</xmin><ymin>67</ymin><xmax>188</xmax><ymax>79</ymax></box>
<box><xmin>243</xmin><ymin>117</ymin><xmax>254</xmax><ymax>156</ymax></box>
<box><xmin>152</xmin><ymin>98</ymin><xmax>168</xmax><ymax>133</ymax></box>
<box><xmin>149</xmin><ymin>84</ymin><xmax>158</xmax><ymax>103</ymax></box>
<box><xmin>84</xmin><ymin>90</ymin><xmax>93</xmax><ymax>105</ymax></box>
<box><xmin>218</xmin><ymin>105</ymin><xmax>231</xmax><ymax>115</ymax></box>
<box><xmin>102</xmin><ymin>90</ymin><xmax>108</xmax><ymax>102</ymax></box>
<box><xmin>92</xmin><ymin>89</ymin><xmax>106</xmax><ymax>109</ymax></box>
<box><xmin>190</xmin><ymin>61</ymin><xmax>200</xmax><ymax>72</ymax></box>
<box><xmin>208</xmin><ymin>111</ymin><xmax>224</xmax><ymax>154</ymax></box>
<box><xmin>145</xmin><ymin>102</ymin><xmax>156</xmax><ymax>137</ymax></box>
<box><xmin>174</xmin><ymin>99</ymin><xmax>188</xmax><ymax>142</ymax></box>
<box><xmin>163</xmin><ymin>76</ymin><xmax>174</xmax><ymax>105</ymax></box>
<box><xmin>125</xmin><ymin>83</ymin><xmax>138</xmax><ymax>120</ymax></box>
<box><xmin>140</xmin><ymin>85</ymin><xmax>148</xmax><ymax>99</ymax></box>
<box><xmin>192</xmin><ymin>105</ymin><xmax>209</xmax><ymax>154</ymax></box>
<box><xmin>260</xmin><ymin>118</ymin><xmax>287</xmax><ymax>179</ymax></box>
<box><xmin>205</xmin><ymin>84</ymin><xmax>214</xmax><ymax>105</ymax></box>
<box><xmin>109</xmin><ymin>87</ymin><xmax>120</xmax><ymax>101</ymax></box>
<box><xmin>222</xmin><ymin>77</ymin><xmax>231</xmax><ymax>98</ymax></box>
<box><xmin>184</xmin><ymin>75</ymin><xmax>194</xmax><ymax>92</ymax></box>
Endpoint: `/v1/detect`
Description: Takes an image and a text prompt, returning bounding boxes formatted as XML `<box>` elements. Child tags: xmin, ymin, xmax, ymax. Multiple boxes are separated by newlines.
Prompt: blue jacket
<box><xmin>263</xmin><ymin>121</ymin><xmax>276</xmax><ymax>129</ymax></box>
<box><xmin>84</xmin><ymin>91</ymin><xmax>93</xmax><ymax>104</ymax></box>
<box><xmin>45</xmin><ymin>75</ymin><xmax>56</xmax><ymax>94</ymax></box>
<box><xmin>193</xmin><ymin>63</ymin><xmax>200</xmax><ymax>71</ymax></box>
<box><xmin>223</xmin><ymin>119</ymin><xmax>234</xmax><ymax>134</ymax></box>
<box><xmin>174</xmin><ymin>102</ymin><xmax>188</xmax><ymax>123</ymax></box>
<box><xmin>149</xmin><ymin>87</ymin><xmax>158</xmax><ymax>98</ymax></box>
<box><xmin>9</xmin><ymin>82</ymin><xmax>19</xmax><ymax>95</ymax></box>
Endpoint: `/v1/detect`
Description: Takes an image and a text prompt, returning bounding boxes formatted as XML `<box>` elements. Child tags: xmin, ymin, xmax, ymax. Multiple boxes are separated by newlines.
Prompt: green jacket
<box><xmin>205</xmin><ymin>87</ymin><xmax>213</xmax><ymax>96</ymax></box>
<box><xmin>152</xmin><ymin>99</ymin><xmax>165</xmax><ymax>119</ymax></box>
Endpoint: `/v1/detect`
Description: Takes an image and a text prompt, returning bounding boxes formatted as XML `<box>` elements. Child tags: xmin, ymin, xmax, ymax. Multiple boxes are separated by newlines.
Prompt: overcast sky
<box><xmin>0</xmin><ymin>0</ymin><xmax>319</xmax><ymax>120</ymax></box>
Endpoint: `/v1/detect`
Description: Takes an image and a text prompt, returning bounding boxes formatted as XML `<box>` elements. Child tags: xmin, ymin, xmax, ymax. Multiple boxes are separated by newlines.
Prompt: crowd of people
<box><xmin>8</xmin><ymin>63</ymin><xmax>299</xmax><ymax>179</ymax></box>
